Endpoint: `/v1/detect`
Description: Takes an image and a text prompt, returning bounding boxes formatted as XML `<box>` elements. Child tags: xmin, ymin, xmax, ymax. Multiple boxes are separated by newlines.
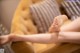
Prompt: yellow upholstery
<box><xmin>11</xmin><ymin>0</ymin><xmax>37</xmax><ymax>34</ymax></box>
<box><xmin>11</xmin><ymin>0</ymin><xmax>59</xmax><ymax>53</ymax></box>
<box><xmin>11</xmin><ymin>0</ymin><xmax>80</xmax><ymax>53</ymax></box>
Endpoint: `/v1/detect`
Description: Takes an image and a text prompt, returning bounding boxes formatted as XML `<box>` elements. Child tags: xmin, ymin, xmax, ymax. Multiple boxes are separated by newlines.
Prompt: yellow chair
<box><xmin>11</xmin><ymin>0</ymin><xmax>58</xmax><ymax>53</ymax></box>
<box><xmin>11</xmin><ymin>0</ymin><xmax>80</xmax><ymax>53</ymax></box>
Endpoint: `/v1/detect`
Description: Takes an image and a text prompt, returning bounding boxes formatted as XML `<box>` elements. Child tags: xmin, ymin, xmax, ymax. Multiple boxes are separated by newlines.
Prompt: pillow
<box><xmin>30</xmin><ymin>0</ymin><xmax>61</xmax><ymax>33</ymax></box>
<box><xmin>61</xmin><ymin>0</ymin><xmax>80</xmax><ymax>20</ymax></box>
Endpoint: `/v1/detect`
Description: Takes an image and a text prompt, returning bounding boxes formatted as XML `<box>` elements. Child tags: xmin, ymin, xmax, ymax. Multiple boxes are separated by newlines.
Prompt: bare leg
<box><xmin>49</xmin><ymin>15</ymin><xmax>80</xmax><ymax>32</ymax></box>
<box><xmin>49</xmin><ymin>15</ymin><xmax>80</xmax><ymax>43</ymax></box>
<box><xmin>60</xmin><ymin>17</ymin><xmax>80</xmax><ymax>32</ymax></box>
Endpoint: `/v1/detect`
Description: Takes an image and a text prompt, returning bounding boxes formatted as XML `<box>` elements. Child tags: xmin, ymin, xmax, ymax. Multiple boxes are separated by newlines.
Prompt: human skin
<box><xmin>0</xmin><ymin>15</ymin><xmax>80</xmax><ymax>44</ymax></box>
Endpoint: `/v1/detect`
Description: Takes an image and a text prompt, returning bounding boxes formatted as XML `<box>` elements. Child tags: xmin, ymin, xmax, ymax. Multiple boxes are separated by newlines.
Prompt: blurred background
<box><xmin>0</xmin><ymin>0</ymin><xmax>20</xmax><ymax>31</ymax></box>
<box><xmin>0</xmin><ymin>0</ymin><xmax>20</xmax><ymax>53</ymax></box>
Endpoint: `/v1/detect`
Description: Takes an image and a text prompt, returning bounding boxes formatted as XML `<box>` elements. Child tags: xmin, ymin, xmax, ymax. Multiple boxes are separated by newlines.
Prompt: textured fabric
<box><xmin>11</xmin><ymin>0</ymin><xmax>61</xmax><ymax>53</ymax></box>
<box><xmin>61</xmin><ymin>0</ymin><xmax>80</xmax><ymax>20</ymax></box>
<box><xmin>30</xmin><ymin>0</ymin><xmax>61</xmax><ymax>33</ymax></box>
<box><xmin>11</xmin><ymin>0</ymin><xmax>38</xmax><ymax>53</ymax></box>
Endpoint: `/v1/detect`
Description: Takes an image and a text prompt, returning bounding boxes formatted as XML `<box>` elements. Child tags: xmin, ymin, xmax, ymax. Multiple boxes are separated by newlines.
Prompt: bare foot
<box><xmin>0</xmin><ymin>35</ymin><xmax>10</xmax><ymax>45</ymax></box>
<box><xmin>49</xmin><ymin>15</ymin><xmax>69</xmax><ymax>33</ymax></box>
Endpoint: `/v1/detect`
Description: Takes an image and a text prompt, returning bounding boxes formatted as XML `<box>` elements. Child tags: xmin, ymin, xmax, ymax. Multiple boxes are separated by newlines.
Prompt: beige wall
<box><xmin>0</xmin><ymin>1</ymin><xmax>1</xmax><ymax>21</ymax></box>
<box><xmin>0</xmin><ymin>0</ymin><xmax>20</xmax><ymax>31</ymax></box>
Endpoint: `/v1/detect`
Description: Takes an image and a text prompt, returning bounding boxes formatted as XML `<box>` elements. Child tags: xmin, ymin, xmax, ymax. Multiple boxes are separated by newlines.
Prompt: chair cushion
<box><xmin>30</xmin><ymin>0</ymin><xmax>61</xmax><ymax>33</ymax></box>
<box><xmin>61</xmin><ymin>0</ymin><xmax>80</xmax><ymax>20</ymax></box>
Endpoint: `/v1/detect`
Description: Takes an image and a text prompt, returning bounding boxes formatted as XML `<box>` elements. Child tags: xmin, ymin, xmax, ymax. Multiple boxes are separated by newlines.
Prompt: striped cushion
<box><xmin>61</xmin><ymin>0</ymin><xmax>80</xmax><ymax>20</ymax></box>
<box><xmin>30</xmin><ymin>0</ymin><xmax>61</xmax><ymax>33</ymax></box>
